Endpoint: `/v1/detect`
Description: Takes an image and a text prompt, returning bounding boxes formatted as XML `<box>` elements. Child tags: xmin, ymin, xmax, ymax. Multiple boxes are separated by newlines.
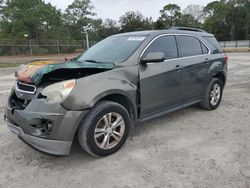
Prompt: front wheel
<box><xmin>77</xmin><ymin>101</ymin><xmax>130</xmax><ymax>157</ymax></box>
<box><xmin>200</xmin><ymin>78</ymin><xmax>224</xmax><ymax>110</ymax></box>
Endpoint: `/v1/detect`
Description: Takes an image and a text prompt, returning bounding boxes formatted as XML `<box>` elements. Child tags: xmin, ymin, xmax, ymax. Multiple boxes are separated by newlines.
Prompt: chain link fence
<box><xmin>0</xmin><ymin>39</ymin><xmax>249</xmax><ymax>56</ymax></box>
<box><xmin>0</xmin><ymin>39</ymin><xmax>97</xmax><ymax>56</ymax></box>
<box><xmin>219</xmin><ymin>40</ymin><xmax>250</xmax><ymax>49</ymax></box>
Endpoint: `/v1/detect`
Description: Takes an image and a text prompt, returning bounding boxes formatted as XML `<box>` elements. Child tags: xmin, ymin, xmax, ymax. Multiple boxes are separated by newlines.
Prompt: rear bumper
<box><xmin>6</xmin><ymin>119</ymin><xmax>72</xmax><ymax>155</ymax></box>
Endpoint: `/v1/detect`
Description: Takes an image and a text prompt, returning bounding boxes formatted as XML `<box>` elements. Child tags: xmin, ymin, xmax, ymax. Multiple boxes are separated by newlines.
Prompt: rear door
<box><xmin>176</xmin><ymin>35</ymin><xmax>210</xmax><ymax>101</ymax></box>
<box><xmin>139</xmin><ymin>35</ymin><xmax>183</xmax><ymax>117</ymax></box>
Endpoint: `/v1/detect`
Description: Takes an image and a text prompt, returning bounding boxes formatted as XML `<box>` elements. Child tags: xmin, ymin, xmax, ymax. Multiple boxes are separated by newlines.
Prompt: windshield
<box><xmin>77</xmin><ymin>35</ymin><xmax>146</xmax><ymax>64</ymax></box>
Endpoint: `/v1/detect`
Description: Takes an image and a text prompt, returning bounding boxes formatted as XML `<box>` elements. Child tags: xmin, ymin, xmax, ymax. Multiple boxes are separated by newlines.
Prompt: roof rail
<box><xmin>169</xmin><ymin>26</ymin><xmax>207</xmax><ymax>33</ymax></box>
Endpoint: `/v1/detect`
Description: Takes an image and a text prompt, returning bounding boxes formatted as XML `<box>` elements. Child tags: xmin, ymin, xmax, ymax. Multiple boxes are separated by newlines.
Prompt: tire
<box><xmin>77</xmin><ymin>101</ymin><xmax>130</xmax><ymax>157</ymax></box>
<box><xmin>200</xmin><ymin>78</ymin><xmax>224</xmax><ymax>110</ymax></box>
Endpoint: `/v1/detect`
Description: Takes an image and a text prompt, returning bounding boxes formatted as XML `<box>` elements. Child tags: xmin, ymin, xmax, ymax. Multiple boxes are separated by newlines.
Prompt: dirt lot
<box><xmin>0</xmin><ymin>53</ymin><xmax>250</xmax><ymax>188</ymax></box>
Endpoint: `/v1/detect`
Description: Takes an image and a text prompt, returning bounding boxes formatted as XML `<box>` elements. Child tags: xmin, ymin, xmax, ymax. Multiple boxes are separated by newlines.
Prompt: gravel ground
<box><xmin>0</xmin><ymin>53</ymin><xmax>250</xmax><ymax>188</ymax></box>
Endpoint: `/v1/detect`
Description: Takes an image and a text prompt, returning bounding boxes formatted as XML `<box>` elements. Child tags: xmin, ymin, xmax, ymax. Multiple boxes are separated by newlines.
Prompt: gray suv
<box><xmin>4</xmin><ymin>27</ymin><xmax>228</xmax><ymax>157</ymax></box>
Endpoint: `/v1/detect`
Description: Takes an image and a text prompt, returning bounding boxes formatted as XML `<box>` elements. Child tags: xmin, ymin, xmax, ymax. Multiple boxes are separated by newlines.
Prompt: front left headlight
<box><xmin>41</xmin><ymin>79</ymin><xmax>76</xmax><ymax>102</ymax></box>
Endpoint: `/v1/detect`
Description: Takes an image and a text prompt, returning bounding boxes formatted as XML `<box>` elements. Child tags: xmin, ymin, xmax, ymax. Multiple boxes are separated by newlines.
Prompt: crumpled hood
<box><xmin>15</xmin><ymin>59</ymin><xmax>115</xmax><ymax>85</ymax></box>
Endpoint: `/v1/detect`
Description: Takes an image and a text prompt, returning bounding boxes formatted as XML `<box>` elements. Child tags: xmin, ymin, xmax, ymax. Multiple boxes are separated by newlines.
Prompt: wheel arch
<box><xmin>213</xmin><ymin>72</ymin><xmax>226</xmax><ymax>87</ymax></box>
<box><xmin>91</xmin><ymin>92</ymin><xmax>138</xmax><ymax>127</ymax></box>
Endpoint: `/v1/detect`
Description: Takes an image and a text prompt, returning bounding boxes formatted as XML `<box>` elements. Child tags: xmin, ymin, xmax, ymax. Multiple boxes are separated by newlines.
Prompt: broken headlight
<box><xmin>41</xmin><ymin>79</ymin><xmax>76</xmax><ymax>102</ymax></box>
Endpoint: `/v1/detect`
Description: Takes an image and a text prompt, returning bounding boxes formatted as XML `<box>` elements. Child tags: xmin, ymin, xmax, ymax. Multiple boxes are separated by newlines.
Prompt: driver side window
<box><xmin>143</xmin><ymin>35</ymin><xmax>178</xmax><ymax>60</ymax></box>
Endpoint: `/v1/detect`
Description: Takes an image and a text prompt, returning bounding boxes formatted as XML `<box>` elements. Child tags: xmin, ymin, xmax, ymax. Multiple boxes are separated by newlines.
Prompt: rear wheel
<box><xmin>200</xmin><ymin>78</ymin><xmax>224</xmax><ymax>110</ymax></box>
<box><xmin>77</xmin><ymin>101</ymin><xmax>130</xmax><ymax>157</ymax></box>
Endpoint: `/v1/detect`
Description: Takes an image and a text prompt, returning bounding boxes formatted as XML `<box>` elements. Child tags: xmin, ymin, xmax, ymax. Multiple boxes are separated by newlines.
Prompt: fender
<box><xmin>62</xmin><ymin>66</ymin><xmax>138</xmax><ymax>112</ymax></box>
<box><xmin>88</xmin><ymin>89</ymin><xmax>136</xmax><ymax>107</ymax></box>
<box><xmin>207</xmin><ymin>58</ymin><xmax>226</xmax><ymax>82</ymax></box>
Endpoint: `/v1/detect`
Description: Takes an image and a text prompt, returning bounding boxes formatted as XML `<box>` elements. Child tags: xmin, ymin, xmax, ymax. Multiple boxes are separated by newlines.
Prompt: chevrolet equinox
<box><xmin>4</xmin><ymin>27</ymin><xmax>228</xmax><ymax>157</ymax></box>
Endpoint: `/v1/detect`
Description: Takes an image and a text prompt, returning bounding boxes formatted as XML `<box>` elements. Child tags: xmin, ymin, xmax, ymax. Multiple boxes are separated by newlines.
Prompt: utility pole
<box><xmin>24</xmin><ymin>34</ymin><xmax>32</xmax><ymax>57</ymax></box>
<box><xmin>84</xmin><ymin>31</ymin><xmax>89</xmax><ymax>50</ymax></box>
<box><xmin>29</xmin><ymin>39</ymin><xmax>33</xmax><ymax>57</ymax></box>
<box><xmin>83</xmin><ymin>23</ymin><xmax>92</xmax><ymax>50</ymax></box>
<box><xmin>56</xmin><ymin>40</ymin><xmax>60</xmax><ymax>56</ymax></box>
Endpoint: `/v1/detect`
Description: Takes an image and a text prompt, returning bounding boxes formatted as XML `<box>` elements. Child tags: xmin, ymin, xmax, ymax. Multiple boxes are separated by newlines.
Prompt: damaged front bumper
<box><xmin>5</xmin><ymin>119</ymin><xmax>72</xmax><ymax>155</ymax></box>
<box><xmin>4</xmin><ymin>90</ymin><xmax>88</xmax><ymax>156</ymax></box>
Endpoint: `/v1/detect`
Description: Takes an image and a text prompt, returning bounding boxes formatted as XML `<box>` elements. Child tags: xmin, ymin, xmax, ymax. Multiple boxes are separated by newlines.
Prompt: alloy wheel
<box><xmin>210</xmin><ymin>83</ymin><xmax>221</xmax><ymax>106</ymax></box>
<box><xmin>94</xmin><ymin>112</ymin><xmax>125</xmax><ymax>150</ymax></box>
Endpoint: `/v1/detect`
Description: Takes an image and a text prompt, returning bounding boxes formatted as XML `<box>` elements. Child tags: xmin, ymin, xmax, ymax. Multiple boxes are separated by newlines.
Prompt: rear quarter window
<box><xmin>201</xmin><ymin>42</ymin><xmax>209</xmax><ymax>54</ymax></box>
<box><xmin>203</xmin><ymin>36</ymin><xmax>223</xmax><ymax>54</ymax></box>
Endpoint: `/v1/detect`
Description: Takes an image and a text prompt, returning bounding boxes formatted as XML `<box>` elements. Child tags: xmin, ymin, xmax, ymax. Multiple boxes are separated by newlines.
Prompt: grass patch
<box><xmin>0</xmin><ymin>63</ymin><xmax>22</xmax><ymax>68</ymax></box>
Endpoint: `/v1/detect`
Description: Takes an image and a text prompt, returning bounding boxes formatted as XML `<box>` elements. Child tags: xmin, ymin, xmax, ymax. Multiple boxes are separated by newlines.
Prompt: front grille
<box><xmin>9</xmin><ymin>91</ymin><xmax>30</xmax><ymax>110</ymax></box>
<box><xmin>15</xmin><ymin>81</ymin><xmax>36</xmax><ymax>94</ymax></box>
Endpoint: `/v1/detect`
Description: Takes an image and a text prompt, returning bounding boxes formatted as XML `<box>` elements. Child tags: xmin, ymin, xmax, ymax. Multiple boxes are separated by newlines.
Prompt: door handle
<box><xmin>175</xmin><ymin>65</ymin><xmax>183</xmax><ymax>71</ymax></box>
<box><xmin>205</xmin><ymin>57</ymin><xmax>210</xmax><ymax>65</ymax></box>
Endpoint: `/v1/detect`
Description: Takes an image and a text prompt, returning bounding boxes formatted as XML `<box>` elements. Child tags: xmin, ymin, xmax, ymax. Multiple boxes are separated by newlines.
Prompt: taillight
<box><xmin>224</xmin><ymin>55</ymin><xmax>228</xmax><ymax>64</ymax></box>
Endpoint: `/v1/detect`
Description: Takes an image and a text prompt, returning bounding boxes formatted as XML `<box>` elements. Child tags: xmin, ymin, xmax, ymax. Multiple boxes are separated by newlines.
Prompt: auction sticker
<box><xmin>127</xmin><ymin>37</ymin><xmax>146</xmax><ymax>41</ymax></box>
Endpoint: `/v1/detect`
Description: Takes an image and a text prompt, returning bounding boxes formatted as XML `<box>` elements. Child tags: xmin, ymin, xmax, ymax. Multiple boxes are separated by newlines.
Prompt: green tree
<box><xmin>94</xmin><ymin>19</ymin><xmax>120</xmax><ymax>40</ymax></box>
<box><xmin>65</xmin><ymin>0</ymin><xmax>95</xmax><ymax>19</ymax></box>
<box><xmin>119</xmin><ymin>11</ymin><xmax>153</xmax><ymax>32</ymax></box>
<box><xmin>0</xmin><ymin>0</ymin><xmax>4</xmax><ymax>8</ymax></box>
<box><xmin>176</xmin><ymin>14</ymin><xmax>200</xmax><ymax>28</ymax></box>
<box><xmin>156</xmin><ymin>4</ymin><xmax>181</xmax><ymax>29</ymax></box>
<box><xmin>0</xmin><ymin>0</ymin><xmax>65</xmax><ymax>39</ymax></box>
<box><xmin>203</xmin><ymin>0</ymin><xmax>249</xmax><ymax>40</ymax></box>
<box><xmin>234</xmin><ymin>0</ymin><xmax>250</xmax><ymax>39</ymax></box>
<box><xmin>64</xmin><ymin>0</ymin><xmax>96</xmax><ymax>40</ymax></box>
<box><xmin>245</xmin><ymin>1</ymin><xmax>250</xmax><ymax>39</ymax></box>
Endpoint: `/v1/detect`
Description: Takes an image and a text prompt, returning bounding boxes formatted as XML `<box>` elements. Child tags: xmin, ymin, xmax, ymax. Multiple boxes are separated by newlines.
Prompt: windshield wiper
<box><xmin>83</xmin><ymin>59</ymin><xmax>115</xmax><ymax>64</ymax></box>
<box><xmin>83</xmin><ymin>59</ymin><xmax>103</xmax><ymax>64</ymax></box>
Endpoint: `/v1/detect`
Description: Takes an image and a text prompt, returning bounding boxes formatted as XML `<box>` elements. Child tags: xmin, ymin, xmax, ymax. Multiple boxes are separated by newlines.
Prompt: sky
<box><xmin>45</xmin><ymin>0</ymin><xmax>213</xmax><ymax>21</ymax></box>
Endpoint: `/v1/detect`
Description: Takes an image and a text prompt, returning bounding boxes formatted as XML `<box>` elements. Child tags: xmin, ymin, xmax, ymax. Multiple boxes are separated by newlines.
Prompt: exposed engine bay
<box><xmin>15</xmin><ymin>59</ymin><xmax>115</xmax><ymax>86</ymax></box>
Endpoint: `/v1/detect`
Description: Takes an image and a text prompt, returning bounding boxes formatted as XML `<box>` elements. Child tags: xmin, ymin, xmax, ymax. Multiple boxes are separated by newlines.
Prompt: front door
<box><xmin>139</xmin><ymin>35</ymin><xmax>183</xmax><ymax>118</ymax></box>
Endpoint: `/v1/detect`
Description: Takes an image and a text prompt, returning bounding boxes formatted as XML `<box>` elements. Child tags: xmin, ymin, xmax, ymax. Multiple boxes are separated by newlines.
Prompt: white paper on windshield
<box><xmin>127</xmin><ymin>37</ymin><xmax>146</xmax><ymax>41</ymax></box>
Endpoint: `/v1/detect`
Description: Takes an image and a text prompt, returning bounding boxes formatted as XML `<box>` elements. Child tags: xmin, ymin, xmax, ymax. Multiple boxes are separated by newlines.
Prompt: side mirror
<box><xmin>141</xmin><ymin>52</ymin><xmax>165</xmax><ymax>64</ymax></box>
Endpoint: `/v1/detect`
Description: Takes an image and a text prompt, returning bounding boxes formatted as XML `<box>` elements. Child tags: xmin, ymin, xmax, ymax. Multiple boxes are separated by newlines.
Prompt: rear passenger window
<box><xmin>143</xmin><ymin>35</ymin><xmax>178</xmax><ymax>60</ymax></box>
<box><xmin>178</xmin><ymin>36</ymin><xmax>203</xmax><ymax>57</ymax></box>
